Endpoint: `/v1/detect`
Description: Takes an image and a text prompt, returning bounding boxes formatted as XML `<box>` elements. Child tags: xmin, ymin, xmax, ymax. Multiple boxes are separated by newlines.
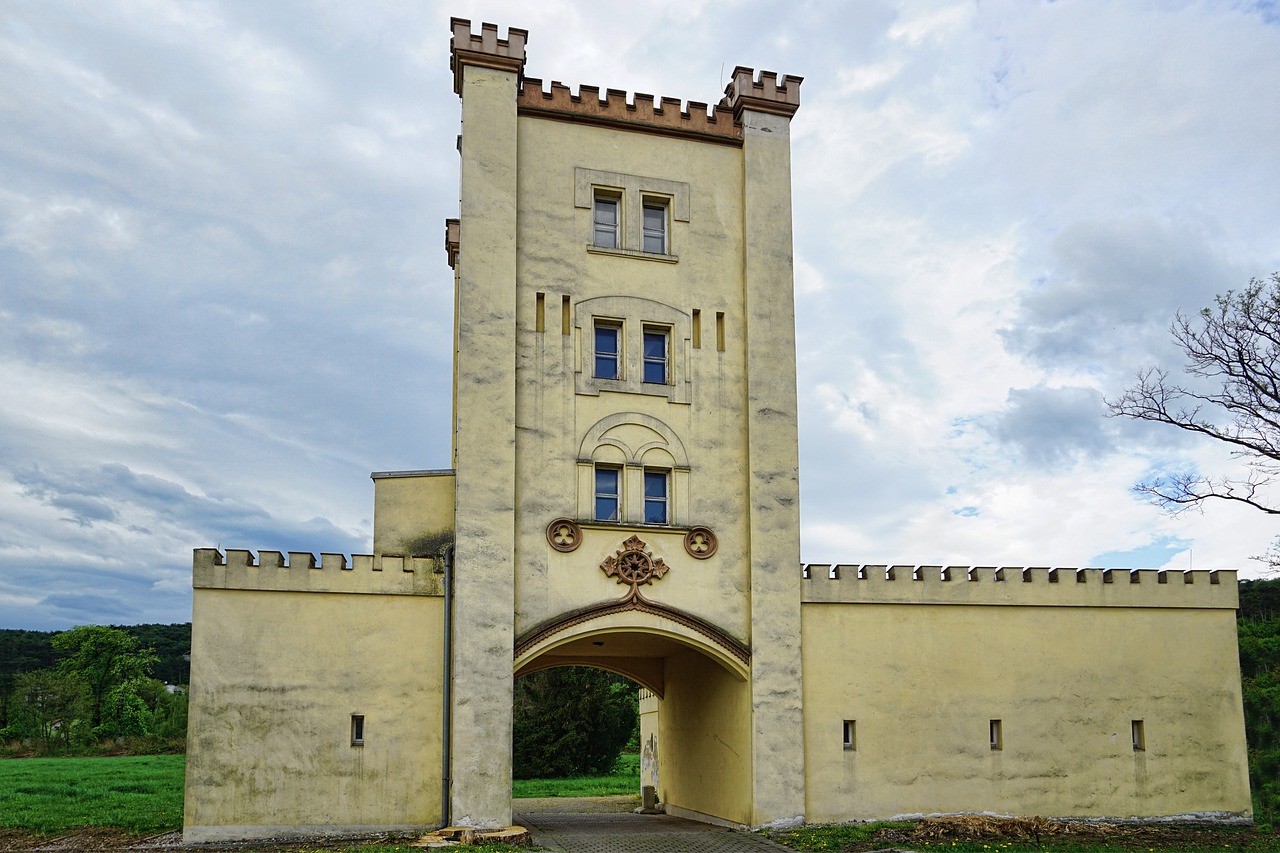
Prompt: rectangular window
<box><xmin>595</xmin><ymin>322</ymin><xmax>621</xmax><ymax>379</ymax></box>
<box><xmin>642</xmin><ymin>200</ymin><xmax>667</xmax><ymax>253</ymax></box>
<box><xmin>643</xmin><ymin>470</ymin><xmax>668</xmax><ymax>524</ymax></box>
<box><xmin>643</xmin><ymin>328</ymin><xmax>668</xmax><ymax>384</ymax></box>
<box><xmin>843</xmin><ymin>720</ymin><xmax>856</xmax><ymax>751</ymax></box>
<box><xmin>595</xmin><ymin>467</ymin><xmax>620</xmax><ymax>521</ymax></box>
<box><xmin>1132</xmin><ymin>719</ymin><xmax>1145</xmax><ymax>751</ymax></box>
<box><xmin>989</xmin><ymin>719</ymin><xmax>1002</xmax><ymax>751</ymax></box>
<box><xmin>593</xmin><ymin>194</ymin><xmax>620</xmax><ymax>248</ymax></box>
<box><xmin>351</xmin><ymin>714</ymin><xmax>365</xmax><ymax>747</ymax></box>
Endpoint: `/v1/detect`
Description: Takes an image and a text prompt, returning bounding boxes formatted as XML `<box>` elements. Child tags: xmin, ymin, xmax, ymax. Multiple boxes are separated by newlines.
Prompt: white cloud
<box><xmin>2</xmin><ymin>0</ymin><xmax>1279</xmax><ymax>628</ymax></box>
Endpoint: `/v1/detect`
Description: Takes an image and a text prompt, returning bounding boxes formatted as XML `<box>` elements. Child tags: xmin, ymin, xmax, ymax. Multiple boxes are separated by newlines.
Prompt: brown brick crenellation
<box><xmin>519</xmin><ymin>77</ymin><xmax>743</xmax><ymax>144</ymax></box>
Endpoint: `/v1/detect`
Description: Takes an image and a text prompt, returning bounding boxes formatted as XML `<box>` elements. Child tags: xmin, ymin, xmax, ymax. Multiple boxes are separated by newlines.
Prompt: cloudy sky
<box><xmin>2</xmin><ymin>0</ymin><xmax>1278</xmax><ymax>631</ymax></box>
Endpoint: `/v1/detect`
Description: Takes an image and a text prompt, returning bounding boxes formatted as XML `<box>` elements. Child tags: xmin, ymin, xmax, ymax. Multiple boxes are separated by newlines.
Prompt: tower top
<box><xmin>722</xmin><ymin>67</ymin><xmax>803</xmax><ymax>120</ymax></box>
<box><xmin>450</xmin><ymin>18</ymin><xmax>528</xmax><ymax>94</ymax></box>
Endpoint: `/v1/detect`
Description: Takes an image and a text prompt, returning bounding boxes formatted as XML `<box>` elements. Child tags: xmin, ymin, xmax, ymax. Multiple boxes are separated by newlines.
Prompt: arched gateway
<box><xmin>183</xmin><ymin>18</ymin><xmax>1251</xmax><ymax>845</ymax></box>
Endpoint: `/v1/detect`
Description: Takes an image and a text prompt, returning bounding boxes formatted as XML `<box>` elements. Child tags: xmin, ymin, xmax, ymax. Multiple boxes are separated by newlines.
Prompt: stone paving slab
<box><xmin>515</xmin><ymin>810</ymin><xmax>797</xmax><ymax>853</ymax></box>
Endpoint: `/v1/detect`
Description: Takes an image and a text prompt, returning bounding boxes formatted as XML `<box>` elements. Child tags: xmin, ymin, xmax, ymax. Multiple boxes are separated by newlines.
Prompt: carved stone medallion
<box><xmin>683</xmin><ymin>526</ymin><xmax>717</xmax><ymax>559</ymax></box>
<box><xmin>601</xmin><ymin>535</ymin><xmax>669</xmax><ymax>588</ymax></box>
<box><xmin>546</xmin><ymin>518</ymin><xmax>583</xmax><ymax>552</ymax></box>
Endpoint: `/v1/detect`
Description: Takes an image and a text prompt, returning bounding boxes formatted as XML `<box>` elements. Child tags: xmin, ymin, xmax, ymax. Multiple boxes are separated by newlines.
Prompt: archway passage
<box><xmin>514</xmin><ymin>618</ymin><xmax>754</xmax><ymax>828</ymax></box>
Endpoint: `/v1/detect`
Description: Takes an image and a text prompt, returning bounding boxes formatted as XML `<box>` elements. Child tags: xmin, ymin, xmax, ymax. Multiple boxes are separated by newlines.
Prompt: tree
<box><xmin>1108</xmin><ymin>273</ymin><xmax>1280</xmax><ymax>565</ymax></box>
<box><xmin>51</xmin><ymin>625</ymin><xmax>159</xmax><ymax>735</ymax></box>
<box><xmin>512</xmin><ymin>667</ymin><xmax>639</xmax><ymax>779</ymax></box>
<box><xmin>6</xmin><ymin>669</ymin><xmax>91</xmax><ymax>754</ymax></box>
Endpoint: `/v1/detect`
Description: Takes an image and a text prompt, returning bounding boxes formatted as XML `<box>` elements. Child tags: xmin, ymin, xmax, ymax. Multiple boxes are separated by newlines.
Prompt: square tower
<box><xmin>448</xmin><ymin>19</ymin><xmax>805</xmax><ymax>829</ymax></box>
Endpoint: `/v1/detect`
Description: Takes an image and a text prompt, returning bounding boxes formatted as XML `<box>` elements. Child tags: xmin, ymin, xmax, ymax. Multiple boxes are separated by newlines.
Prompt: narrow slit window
<box><xmin>842</xmin><ymin>720</ymin><xmax>856</xmax><ymax>751</ymax></box>
<box><xmin>535</xmin><ymin>292</ymin><xmax>545</xmax><ymax>333</ymax></box>
<box><xmin>593</xmin><ymin>194</ymin><xmax>620</xmax><ymax>248</ymax></box>
<box><xmin>989</xmin><ymin>719</ymin><xmax>1002</xmax><ymax>751</ymax></box>
<box><xmin>351</xmin><ymin>714</ymin><xmax>365</xmax><ymax>747</ymax></box>
<box><xmin>642</xmin><ymin>200</ymin><xmax>668</xmax><ymax>253</ymax></box>
<box><xmin>644</xmin><ymin>469</ymin><xmax>669</xmax><ymax>524</ymax></box>
<box><xmin>716</xmin><ymin>311</ymin><xmax>726</xmax><ymax>352</ymax></box>
<box><xmin>595</xmin><ymin>466</ymin><xmax>621</xmax><ymax>522</ymax></box>
<box><xmin>594</xmin><ymin>322</ymin><xmax>621</xmax><ymax>379</ymax></box>
<box><xmin>1132</xmin><ymin>719</ymin><xmax>1145</xmax><ymax>751</ymax></box>
<box><xmin>561</xmin><ymin>295</ymin><xmax>571</xmax><ymax>335</ymax></box>
<box><xmin>692</xmin><ymin>309</ymin><xmax>701</xmax><ymax>349</ymax></box>
<box><xmin>643</xmin><ymin>327</ymin><xmax>669</xmax><ymax>384</ymax></box>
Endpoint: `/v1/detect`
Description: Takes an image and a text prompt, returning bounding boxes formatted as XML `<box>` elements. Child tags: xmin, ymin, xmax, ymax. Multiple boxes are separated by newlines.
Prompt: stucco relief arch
<box><xmin>577</xmin><ymin>411</ymin><xmax>690</xmax><ymax>467</ymax></box>
<box><xmin>514</xmin><ymin>607</ymin><xmax>750</xmax><ymax>699</ymax></box>
<box><xmin>577</xmin><ymin>412</ymin><xmax>691</xmax><ymax>525</ymax></box>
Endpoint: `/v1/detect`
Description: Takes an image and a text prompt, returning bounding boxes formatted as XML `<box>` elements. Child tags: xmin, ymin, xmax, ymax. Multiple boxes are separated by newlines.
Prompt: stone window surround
<box><xmin>577</xmin><ymin>412</ymin><xmax>690</xmax><ymax>527</ymax></box>
<box><xmin>575</xmin><ymin>295</ymin><xmax>692</xmax><ymax>404</ymax></box>
<box><xmin>575</xmin><ymin>167</ymin><xmax>689</xmax><ymax>260</ymax></box>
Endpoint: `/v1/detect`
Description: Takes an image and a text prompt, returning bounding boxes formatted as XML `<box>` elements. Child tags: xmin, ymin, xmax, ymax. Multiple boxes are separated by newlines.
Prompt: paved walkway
<box><xmin>514</xmin><ymin>798</ymin><xmax>797</xmax><ymax>853</ymax></box>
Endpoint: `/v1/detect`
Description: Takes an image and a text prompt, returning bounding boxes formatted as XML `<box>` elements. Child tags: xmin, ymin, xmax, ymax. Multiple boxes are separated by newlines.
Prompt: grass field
<box><xmin>4</xmin><ymin>753</ymin><xmax>1278</xmax><ymax>853</ymax></box>
<box><xmin>0</xmin><ymin>754</ymin><xmax>185</xmax><ymax>834</ymax></box>
<box><xmin>511</xmin><ymin>752</ymin><xmax>640</xmax><ymax>798</ymax></box>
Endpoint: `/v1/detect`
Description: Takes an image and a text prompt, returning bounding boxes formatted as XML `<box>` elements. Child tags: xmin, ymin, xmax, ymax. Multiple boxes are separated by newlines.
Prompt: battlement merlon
<box><xmin>800</xmin><ymin>564</ymin><xmax>1239</xmax><ymax>610</ymax></box>
<box><xmin>192</xmin><ymin>548</ymin><xmax>443</xmax><ymax>596</ymax></box>
<box><xmin>722</xmin><ymin>66</ymin><xmax>803</xmax><ymax>121</ymax></box>
<box><xmin>450</xmin><ymin>18</ymin><xmax>528</xmax><ymax>95</ymax></box>
<box><xmin>518</xmin><ymin>79</ymin><xmax>742</xmax><ymax>144</ymax></box>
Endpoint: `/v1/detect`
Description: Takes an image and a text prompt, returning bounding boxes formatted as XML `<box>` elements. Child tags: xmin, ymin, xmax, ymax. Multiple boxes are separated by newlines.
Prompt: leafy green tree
<box><xmin>1238</xmin><ymin>578</ymin><xmax>1280</xmax><ymax>825</ymax></box>
<box><xmin>513</xmin><ymin>667</ymin><xmax>639</xmax><ymax>779</ymax></box>
<box><xmin>52</xmin><ymin>625</ymin><xmax>159</xmax><ymax>735</ymax></box>
<box><xmin>6</xmin><ymin>669</ymin><xmax>91</xmax><ymax>753</ymax></box>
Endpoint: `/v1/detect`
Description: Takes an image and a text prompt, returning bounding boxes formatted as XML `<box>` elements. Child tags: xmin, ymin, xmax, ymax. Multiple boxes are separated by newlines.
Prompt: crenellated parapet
<box><xmin>518</xmin><ymin>78</ymin><xmax>742</xmax><ymax>144</ymax></box>
<box><xmin>721</xmin><ymin>66</ymin><xmax>803</xmax><ymax>120</ymax></box>
<box><xmin>450</xmin><ymin>18</ymin><xmax>527</xmax><ymax>95</ymax></box>
<box><xmin>193</xmin><ymin>548</ymin><xmax>443</xmax><ymax>596</ymax></box>
<box><xmin>801</xmin><ymin>564</ymin><xmax>1238</xmax><ymax>609</ymax></box>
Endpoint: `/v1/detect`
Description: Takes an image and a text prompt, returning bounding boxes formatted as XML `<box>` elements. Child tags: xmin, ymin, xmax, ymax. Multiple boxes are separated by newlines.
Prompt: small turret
<box><xmin>450</xmin><ymin>18</ymin><xmax>528</xmax><ymax>95</ymax></box>
<box><xmin>722</xmin><ymin>66</ymin><xmax>803</xmax><ymax>120</ymax></box>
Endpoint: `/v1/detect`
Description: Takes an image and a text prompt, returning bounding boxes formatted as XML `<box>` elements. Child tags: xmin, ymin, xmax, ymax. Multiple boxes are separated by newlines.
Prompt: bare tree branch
<box><xmin>1107</xmin><ymin>273</ymin><xmax>1280</xmax><ymax>525</ymax></box>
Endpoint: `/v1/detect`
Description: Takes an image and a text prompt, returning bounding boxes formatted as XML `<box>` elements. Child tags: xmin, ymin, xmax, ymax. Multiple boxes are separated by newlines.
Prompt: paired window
<box><xmin>594</xmin><ymin>322</ymin><xmax>621</xmax><ymax>379</ymax></box>
<box><xmin>592</xmin><ymin>465</ymin><xmax>671</xmax><ymax>525</ymax></box>
<box><xmin>592</xmin><ymin>321</ymin><xmax>670</xmax><ymax>386</ymax></box>
<box><xmin>595</xmin><ymin>467</ymin><xmax>621</xmax><ymax>522</ymax></box>
<box><xmin>590</xmin><ymin>189</ymin><xmax>671</xmax><ymax>255</ymax></box>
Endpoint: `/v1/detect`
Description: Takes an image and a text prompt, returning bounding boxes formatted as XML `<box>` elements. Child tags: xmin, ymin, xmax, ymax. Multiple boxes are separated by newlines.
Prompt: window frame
<box><xmin>592</xmin><ymin>192</ymin><xmax>621</xmax><ymax>249</ymax></box>
<box><xmin>643</xmin><ymin>468</ymin><xmax>669</xmax><ymax>525</ymax></box>
<box><xmin>593</xmin><ymin>321</ymin><xmax>622</xmax><ymax>380</ymax></box>
<box><xmin>594</xmin><ymin>465</ymin><xmax>622</xmax><ymax>522</ymax></box>
<box><xmin>641</xmin><ymin>198</ymin><xmax>669</xmax><ymax>254</ymax></box>
<box><xmin>351</xmin><ymin>714</ymin><xmax>365</xmax><ymax>747</ymax></box>
<box><xmin>642</xmin><ymin>326</ymin><xmax>669</xmax><ymax>385</ymax></box>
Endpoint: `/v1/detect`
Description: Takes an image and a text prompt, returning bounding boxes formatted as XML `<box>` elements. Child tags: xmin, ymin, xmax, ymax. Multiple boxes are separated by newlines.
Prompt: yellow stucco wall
<box><xmin>657</xmin><ymin>648</ymin><xmax>754</xmax><ymax>827</ymax></box>
<box><xmin>801</xmin><ymin>594</ymin><xmax>1251</xmax><ymax>822</ymax></box>
<box><xmin>183</xmin><ymin>586</ymin><xmax>445</xmax><ymax>842</ymax></box>
<box><xmin>371</xmin><ymin>470</ymin><xmax>455</xmax><ymax>554</ymax></box>
<box><xmin>510</xmin><ymin>114</ymin><xmax>753</xmax><ymax>643</ymax></box>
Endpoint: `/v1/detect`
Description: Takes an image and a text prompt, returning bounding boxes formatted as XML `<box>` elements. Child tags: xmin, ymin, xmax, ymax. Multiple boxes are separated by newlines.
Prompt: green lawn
<box><xmin>512</xmin><ymin>752</ymin><xmax>640</xmax><ymax>798</ymax></box>
<box><xmin>0</xmin><ymin>754</ymin><xmax>185</xmax><ymax>834</ymax></box>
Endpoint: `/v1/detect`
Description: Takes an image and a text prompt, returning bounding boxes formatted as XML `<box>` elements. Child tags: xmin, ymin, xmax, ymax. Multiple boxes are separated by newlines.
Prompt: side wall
<box><xmin>801</xmin><ymin>596</ymin><xmax>1251</xmax><ymax>822</ymax></box>
<box><xmin>184</xmin><ymin>587</ymin><xmax>445</xmax><ymax>842</ymax></box>
<box><xmin>658</xmin><ymin>648</ymin><xmax>753</xmax><ymax>826</ymax></box>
